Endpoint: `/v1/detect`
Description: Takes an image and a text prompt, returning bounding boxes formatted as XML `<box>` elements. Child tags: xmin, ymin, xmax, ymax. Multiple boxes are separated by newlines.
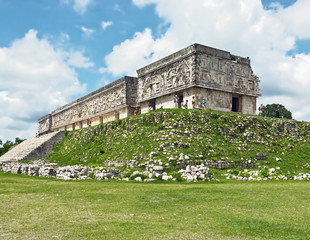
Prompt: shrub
<box><xmin>169</xmin><ymin>171</ymin><xmax>184</xmax><ymax>182</ymax></box>
<box><xmin>259</xmin><ymin>169</ymin><xmax>270</xmax><ymax>178</ymax></box>
<box><xmin>129</xmin><ymin>173</ymin><xmax>147</xmax><ymax>181</ymax></box>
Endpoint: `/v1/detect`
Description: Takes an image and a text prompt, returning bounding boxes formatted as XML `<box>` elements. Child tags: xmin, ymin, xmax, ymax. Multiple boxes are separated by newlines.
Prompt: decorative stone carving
<box><xmin>197</xmin><ymin>53</ymin><xmax>259</xmax><ymax>95</ymax></box>
<box><xmin>39</xmin><ymin>44</ymin><xmax>261</xmax><ymax>134</ymax></box>
<box><xmin>51</xmin><ymin>84</ymin><xmax>127</xmax><ymax>129</ymax></box>
<box><xmin>137</xmin><ymin>44</ymin><xmax>260</xmax><ymax>105</ymax></box>
<box><xmin>38</xmin><ymin>77</ymin><xmax>137</xmax><ymax>134</ymax></box>
<box><xmin>137</xmin><ymin>56</ymin><xmax>194</xmax><ymax>101</ymax></box>
<box><xmin>38</xmin><ymin>114</ymin><xmax>52</xmax><ymax>134</ymax></box>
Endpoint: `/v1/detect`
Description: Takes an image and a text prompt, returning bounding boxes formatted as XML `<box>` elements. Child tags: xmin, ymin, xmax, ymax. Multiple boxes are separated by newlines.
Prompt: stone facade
<box><xmin>38</xmin><ymin>43</ymin><xmax>260</xmax><ymax>134</ymax></box>
<box><xmin>39</xmin><ymin>76</ymin><xmax>137</xmax><ymax>135</ymax></box>
<box><xmin>137</xmin><ymin>44</ymin><xmax>260</xmax><ymax>114</ymax></box>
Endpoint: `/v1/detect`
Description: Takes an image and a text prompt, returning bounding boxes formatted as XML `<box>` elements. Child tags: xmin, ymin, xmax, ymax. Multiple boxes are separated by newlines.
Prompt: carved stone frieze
<box><xmin>51</xmin><ymin>84</ymin><xmax>127</xmax><ymax>129</ymax></box>
<box><xmin>39</xmin><ymin>43</ymin><xmax>261</xmax><ymax>134</ymax></box>
<box><xmin>137</xmin><ymin>56</ymin><xmax>195</xmax><ymax>101</ymax></box>
<box><xmin>197</xmin><ymin>53</ymin><xmax>260</xmax><ymax>95</ymax></box>
<box><xmin>38</xmin><ymin>115</ymin><xmax>51</xmax><ymax>134</ymax></box>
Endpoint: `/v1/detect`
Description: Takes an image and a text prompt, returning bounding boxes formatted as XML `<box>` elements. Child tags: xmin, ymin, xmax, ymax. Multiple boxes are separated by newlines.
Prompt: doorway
<box><xmin>149</xmin><ymin>100</ymin><xmax>156</xmax><ymax>111</ymax></box>
<box><xmin>232</xmin><ymin>97</ymin><xmax>239</xmax><ymax>112</ymax></box>
<box><xmin>178</xmin><ymin>95</ymin><xmax>183</xmax><ymax>108</ymax></box>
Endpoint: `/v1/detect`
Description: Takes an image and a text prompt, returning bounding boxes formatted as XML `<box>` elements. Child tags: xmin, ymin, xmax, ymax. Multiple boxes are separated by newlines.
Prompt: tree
<box><xmin>0</xmin><ymin>137</ymin><xmax>25</xmax><ymax>156</ymax></box>
<box><xmin>2</xmin><ymin>140</ymin><xmax>13</xmax><ymax>153</ymax></box>
<box><xmin>14</xmin><ymin>137</ymin><xmax>24</xmax><ymax>145</ymax></box>
<box><xmin>262</xmin><ymin>103</ymin><xmax>292</xmax><ymax>119</ymax></box>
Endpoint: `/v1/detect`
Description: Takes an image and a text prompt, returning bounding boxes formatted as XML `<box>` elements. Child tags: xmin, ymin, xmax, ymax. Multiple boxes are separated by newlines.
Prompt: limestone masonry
<box><xmin>38</xmin><ymin>43</ymin><xmax>260</xmax><ymax>135</ymax></box>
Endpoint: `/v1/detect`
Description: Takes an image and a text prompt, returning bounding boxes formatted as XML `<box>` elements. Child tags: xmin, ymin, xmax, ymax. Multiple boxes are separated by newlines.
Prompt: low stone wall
<box><xmin>1</xmin><ymin>160</ymin><xmax>308</xmax><ymax>182</ymax></box>
<box><xmin>103</xmin><ymin>159</ymin><xmax>257</xmax><ymax>169</ymax></box>
<box><xmin>0</xmin><ymin>161</ymin><xmax>113</xmax><ymax>181</ymax></box>
<box><xmin>0</xmin><ymin>160</ymin><xmax>211</xmax><ymax>182</ymax></box>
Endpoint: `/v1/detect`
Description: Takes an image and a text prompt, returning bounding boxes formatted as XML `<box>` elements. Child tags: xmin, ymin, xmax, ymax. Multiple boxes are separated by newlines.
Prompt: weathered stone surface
<box><xmin>39</xmin><ymin>77</ymin><xmax>138</xmax><ymax>134</ymax></box>
<box><xmin>137</xmin><ymin>44</ymin><xmax>260</xmax><ymax>114</ymax></box>
<box><xmin>0</xmin><ymin>131</ymin><xmax>65</xmax><ymax>163</ymax></box>
<box><xmin>38</xmin><ymin>43</ymin><xmax>260</xmax><ymax>136</ymax></box>
<box><xmin>153</xmin><ymin>165</ymin><xmax>164</xmax><ymax>173</ymax></box>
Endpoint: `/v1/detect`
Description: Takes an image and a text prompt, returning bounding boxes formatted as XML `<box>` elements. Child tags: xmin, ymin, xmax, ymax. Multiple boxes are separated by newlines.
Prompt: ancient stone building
<box><xmin>38</xmin><ymin>43</ymin><xmax>260</xmax><ymax>135</ymax></box>
<box><xmin>38</xmin><ymin>76</ymin><xmax>137</xmax><ymax>135</ymax></box>
<box><xmin>137</xmin><ymin>44</ymin><xmax>260</xmax><ymax>114</ymax></box>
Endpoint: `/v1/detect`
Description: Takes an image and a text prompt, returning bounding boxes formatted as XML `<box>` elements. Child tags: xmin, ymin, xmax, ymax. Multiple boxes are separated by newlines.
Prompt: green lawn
<box><xmin>0</xmin><ymin>172</ymin><xmax>309</xmax><ymax>240</ymax></box>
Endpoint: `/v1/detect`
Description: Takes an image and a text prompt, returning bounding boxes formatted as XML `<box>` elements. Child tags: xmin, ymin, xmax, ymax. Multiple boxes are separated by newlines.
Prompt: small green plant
<box><xmin>129</xmin><ymin>173</ymin><xmax>147</xmax><ymax>181</ymax></box>
<box><xmin>259</xmin><ymin>169</ymin><xmax>270</xmax><ymax>178</ymax></box>
<box><xmin>169</xmin><ymin>171</ymin><xmax>184</xmax><ymax>182</ymax></box>
<box><xmin>240</xmin><ymin>172</ymin><xmax>250</xmax><ymax>178</ymax></box>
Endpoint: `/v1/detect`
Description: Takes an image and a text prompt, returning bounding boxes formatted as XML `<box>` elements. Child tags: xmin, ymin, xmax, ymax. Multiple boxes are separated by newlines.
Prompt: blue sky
<box><xmin>0</xmin><ymin>0</ymin><xmax>163</xmax><ymax>91</ymax></box>
<box><xmin>0</xmin><ymin>0</ymin><xmax>310</xmax><ymax>141</ymax></box>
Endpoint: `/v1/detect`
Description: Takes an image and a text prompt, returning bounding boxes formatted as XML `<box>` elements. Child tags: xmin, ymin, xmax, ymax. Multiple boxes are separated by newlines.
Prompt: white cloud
<box><xmin>61</xmin><ymin>0</ymin><xmax>93</xmax><ymax>15</ymax></box>
<box><xmin>0</xmin><ymin>29</ymin><xmax>86</xmax><ymax>141</ymax></box>
<box><xmin>66</xmin><ymin>50</ymin><xmax>94</xmax><ymax>68</ymax></box>
<box><xmin>101</xmin><ymin>21</ymin><xmax>113</xmax><ymax>30</ymax></box>
<box><xmin>102</xmin><ymin>0</ymin><xmax>310</xmax><ymax>120</ymax></box>
<box><xmin>81</xmin><ymin>26</ymin><xmax>95</xmax><ymax>38</ymax></box>
<box><xmin>279</xmin><ymin>0</ymin><xmax>310</xmax><ymax>39</ymax></box>
<box><xmin>104</xmin><ymin>28</ymin><xmax>156</xmax><ymax>76</ymax></box>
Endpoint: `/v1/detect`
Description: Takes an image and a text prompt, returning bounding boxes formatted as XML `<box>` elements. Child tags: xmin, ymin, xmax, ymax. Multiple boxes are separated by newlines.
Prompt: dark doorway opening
<box><xmin>232</xmin><ymin>97</ymin><xmax>239</xmax><ymax>112</ymax></box>
<box><xmin>178</xmin><ymin>95</ymin><xmax>183</xmax><ymax>108</ymax></box>
<box><xmin>149</xmin><ymin>100</ymin><xmax>156</xmax><ymax>111</ymax></box>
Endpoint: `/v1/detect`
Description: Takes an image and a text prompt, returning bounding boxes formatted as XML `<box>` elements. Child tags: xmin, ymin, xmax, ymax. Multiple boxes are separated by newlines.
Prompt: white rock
<box><xmin>153</xmin><ymin>166</ymin><xmax>163</xmax><ymax>171</ymax></box>
<box><xmin>134</xmin><ymin>177</ymin><xmax>142</xmax><ymax>182</ymax></box>
<box><xmin>186</xmin><ymin>175</ymin><xmax>193</xmax><ymax>182</ymax></box>
<box><xmin>155</xmin><ymin>173</ymin><xmax>161</xmax><ymax>178</ymax></box>
<box><xmin>162</xmin><ymin>175</ymin><xmax>169</xmax><ymax>181</ymax></box>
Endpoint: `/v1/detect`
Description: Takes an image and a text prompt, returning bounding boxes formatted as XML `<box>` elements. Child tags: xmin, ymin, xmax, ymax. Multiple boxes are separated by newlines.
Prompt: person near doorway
<box><xmin>174</xmin><ymin>95</ymin><xmax>179</xmax><ymax>108</ymax></box>
<box><xmin>184</xmin><ymin>100</ymin><xmax>188</xmax><ymax>109</ymax></box>
<box><xmin>192</xmin><ymin>96</ymin><xmax>196</xmax><ymax>109</ymax></box>
<box><xmin>202</xmin><ymin>99</ymin><xmax>206</xmax><ymax>110</ymax></box>
<box><xmin>134</xmin><ymin>108</ymin><xmax>139</xmax><ymax>115</ymax></box>
<box><xmin>258</xmin><ymin>104</ymin><xmax>264</xmax><ymax>116</ymax></box>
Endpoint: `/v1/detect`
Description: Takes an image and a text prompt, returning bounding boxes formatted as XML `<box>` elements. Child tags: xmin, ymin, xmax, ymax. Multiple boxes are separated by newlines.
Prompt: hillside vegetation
<box><xmin>46</xmin><ymin>109</ymin><xmax>310</xmax><ymax>180</ymax></box>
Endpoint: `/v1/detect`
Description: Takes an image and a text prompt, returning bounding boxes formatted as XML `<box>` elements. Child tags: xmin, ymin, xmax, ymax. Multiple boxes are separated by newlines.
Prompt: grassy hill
<box><xmin>45</xmin><ymin>109</ymin><xmax>310</xmax><ymax>180</ymax></box>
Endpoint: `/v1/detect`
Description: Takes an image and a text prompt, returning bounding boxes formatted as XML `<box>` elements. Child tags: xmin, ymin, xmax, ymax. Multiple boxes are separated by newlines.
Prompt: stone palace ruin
<box><xmin>38</xmin><ymin>43</ymin><xmax>261</xmax><ymax>135</ymax></box>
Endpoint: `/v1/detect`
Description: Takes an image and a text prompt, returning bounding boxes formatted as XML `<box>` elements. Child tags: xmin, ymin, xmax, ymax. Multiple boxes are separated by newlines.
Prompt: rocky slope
<box><xmin>46</xmin><ymin>109</ymin><xmax>310</xmax><ymax>180</ymax></box>
<box><xmin>3</xmin><ymin>109</ymin><xmax>310</xmax><ymax>181</ymax></box>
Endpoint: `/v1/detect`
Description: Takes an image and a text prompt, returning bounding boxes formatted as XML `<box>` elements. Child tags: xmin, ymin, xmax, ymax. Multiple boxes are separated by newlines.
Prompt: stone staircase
<box><xmin>0</xmin><ymin>131</ymin><xmax>65</xmax><ymax>163</ymax></box>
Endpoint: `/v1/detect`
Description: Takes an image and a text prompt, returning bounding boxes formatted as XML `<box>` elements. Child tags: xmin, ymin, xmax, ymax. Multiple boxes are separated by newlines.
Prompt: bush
<box><xmin>240</xmin><ymin>172</ymin><xmax>250</xmax><ymax>178</ymax></box>
<box><xmin>129</xmin><ymin>173</ymin><xmax>147</xmax><ymax>181</ymax></box>
<box><xmin>169</xmin><ymin>171</ymin><xmax>184</xmax><ymax>182</ymax></box>
<box><xmin>259</xmin><ymin>169</ymin><xmax>269</xmax><ymax>178</ymax></box>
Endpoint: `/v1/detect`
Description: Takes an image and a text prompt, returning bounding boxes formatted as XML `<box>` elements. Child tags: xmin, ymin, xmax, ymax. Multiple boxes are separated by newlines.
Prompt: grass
<box><xmin>1</xmin><ymin>172</ymin><xmax>310</xmax><ymax>240</ymax></box>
